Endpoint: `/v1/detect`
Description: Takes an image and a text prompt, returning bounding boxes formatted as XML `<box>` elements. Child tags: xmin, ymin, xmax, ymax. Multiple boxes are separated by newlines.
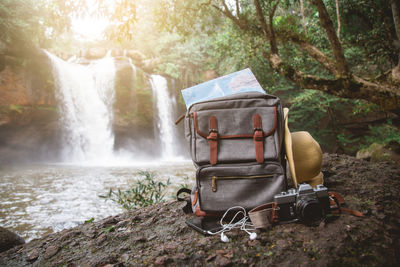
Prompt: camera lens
<box><xmin>297</xmin><ymin>199</ymin><xmax>324</xmax><ymax>226</ymax></box>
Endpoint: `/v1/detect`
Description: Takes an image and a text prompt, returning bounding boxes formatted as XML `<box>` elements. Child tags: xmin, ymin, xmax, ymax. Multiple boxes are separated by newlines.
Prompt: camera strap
<box><xmin>248</xmin><ymin>202</ymin><xmax>279</xmax><ymax>228</ymax></box>
<box><xmin>176</xmin><ymin>188</ymin><xmax>193</xmax><ymax>214</ymax></box>
<box><xmin>328</xmin><ymin>191</ymin><xmax>364</xmax><ymax>217</ymax></box>
<box><xmin>248</xmin><ymin>191</ymin><xmax>364</xmax><ymax>229</ymax></box>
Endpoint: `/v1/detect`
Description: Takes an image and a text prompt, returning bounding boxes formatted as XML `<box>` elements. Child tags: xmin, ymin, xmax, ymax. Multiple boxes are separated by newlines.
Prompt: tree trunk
<box><xmin>311</xmin><ymin>0</ymin><xmax>348</xmax><ymax>76</ymax></box>
<box><xmin>390</xmin><ymin>0</ymin><xmax>400</xmax><ymax>83</ymax></box>
<box><xmin>300</xmin><ymin>0</ymin><xmax>307</xmax><ymax>34</ymax></box>
<box><xmin>391</xmin><ymin>0</ymin><xmax>400</xmax><ymax>43</ymax></box>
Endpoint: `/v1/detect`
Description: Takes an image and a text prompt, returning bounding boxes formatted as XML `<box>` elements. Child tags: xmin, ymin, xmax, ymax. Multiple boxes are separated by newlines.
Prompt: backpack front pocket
<box><xmin>197</xmin><ymin>163</ymin><xmax>285</xmax><ymax>213</ymax></box>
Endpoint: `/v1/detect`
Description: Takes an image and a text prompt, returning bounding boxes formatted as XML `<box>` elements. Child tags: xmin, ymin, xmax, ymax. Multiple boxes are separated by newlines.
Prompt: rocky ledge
<box><xmin>1</xmin><ymin>154</ymin><xmax>399</xmax><ymax>266</ymax></box>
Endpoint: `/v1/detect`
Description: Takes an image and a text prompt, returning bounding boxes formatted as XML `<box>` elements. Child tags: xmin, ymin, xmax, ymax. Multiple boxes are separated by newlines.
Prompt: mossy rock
<box><xmin>356</xmin><ymin>142</ymin><xmax>398</xmax><ymax>162</ymax></box>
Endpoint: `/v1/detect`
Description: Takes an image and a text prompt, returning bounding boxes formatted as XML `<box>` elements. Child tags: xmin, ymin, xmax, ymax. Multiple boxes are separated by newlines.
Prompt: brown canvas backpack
<box><xmin>184</xmin><ymin>92</ymin><xmax>287</xmax><ymax>216</ymax></box>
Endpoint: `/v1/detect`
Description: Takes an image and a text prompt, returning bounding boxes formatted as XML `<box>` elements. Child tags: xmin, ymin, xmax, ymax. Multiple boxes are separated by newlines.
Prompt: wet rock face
<box><xmin>0</xmin><ymin>51</ymin><xmax>59</xmax><ymax>165</ymax></box>
<box><xmin>0</xmin><ymin>227</ymin><xmax>25</xmax><ymax>253</ymax></box>
<box><xmin>84</xmin><ymin>47</ymin><xmax>108</xmax><ymax>60</ymax></box>
<box><xmin>0</xmin><ymin>62</ymin><xmax>55</xmax><ymax>107</ymax></box>
<box><xmin>0</xmin><ymin>107</ymin><xmax>62</xmax><ymax>165</ymax></box>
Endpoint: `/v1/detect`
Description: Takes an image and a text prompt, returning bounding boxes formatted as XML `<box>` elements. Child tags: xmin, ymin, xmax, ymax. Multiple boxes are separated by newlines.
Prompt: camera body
<box><xmin>274</xmin><ymin>184</ymin><xmax>330</xmax><ymax>225</ymax></box>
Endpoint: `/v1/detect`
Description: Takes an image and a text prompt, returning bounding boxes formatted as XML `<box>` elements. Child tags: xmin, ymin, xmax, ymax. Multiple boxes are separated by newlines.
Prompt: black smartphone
<box><xmin>186</xmin><ymin>217</ymin><xmax>223</xmax><ymax>235</ymax></box>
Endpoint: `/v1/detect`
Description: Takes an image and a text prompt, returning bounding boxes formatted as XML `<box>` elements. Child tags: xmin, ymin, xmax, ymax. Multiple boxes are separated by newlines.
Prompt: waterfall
<box><xmin>127</xmin><ymin>57</ymin><xmax>137</xmax><ymax>81</ymax></box>
<box><xmin>45</xmin><ymin>51</ymin><xmax>116</xmax><ymax>163</ymax></box>
<box><xmin>150</xmin><ymin>75</ymin><xmax>177</xmax><ymax>159</ymax></box>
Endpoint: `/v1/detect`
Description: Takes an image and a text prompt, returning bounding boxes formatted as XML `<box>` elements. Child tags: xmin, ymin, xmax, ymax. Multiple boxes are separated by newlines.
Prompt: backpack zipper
<box><xmin>211</xmin><ymin>174</ymin><xmax>274</xmax><ymax>192</ymax></box>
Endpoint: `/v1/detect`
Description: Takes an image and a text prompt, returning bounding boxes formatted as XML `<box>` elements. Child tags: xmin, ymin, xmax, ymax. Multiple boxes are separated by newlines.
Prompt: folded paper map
<box><xmin>181</xmin><ymin>68</ymin><xmax>265</xmax><ymax>108</ymax></box>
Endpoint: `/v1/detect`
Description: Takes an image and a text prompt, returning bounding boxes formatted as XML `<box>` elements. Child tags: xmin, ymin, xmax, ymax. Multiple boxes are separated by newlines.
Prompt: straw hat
<box><xmin>283</xmin><ymin>108</ymin><xmax>324</xmax><ymax>188</ymax></box>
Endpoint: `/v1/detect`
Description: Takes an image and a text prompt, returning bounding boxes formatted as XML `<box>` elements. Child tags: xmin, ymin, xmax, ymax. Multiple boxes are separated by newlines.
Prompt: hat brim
<box><xmin>284</xmin><ymin>108</ymin><xmax>324</xmax><ymax>189</ymax></box>
<box><xmin>284</xmin><ymin>108</ymin><xmax>298</xmax><ymax>188</ymax></box>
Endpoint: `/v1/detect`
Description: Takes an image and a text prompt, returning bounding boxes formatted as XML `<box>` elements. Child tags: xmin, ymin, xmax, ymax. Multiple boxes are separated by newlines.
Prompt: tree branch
<box><xmin>335</xmin><ymin>0</ymin><xmax>341</xmax><ymax>42</ymax></box>
<box><xmin>253</xmin><ymin>0</ymin><xmax>279</xmax><ymax>54</ymax></box>
<box><xmin>311</xmin><ymin>0</ymin><xmax>349</xmax><ymax>76</ymax></box>
<box><xmin>268</xmin><ymin>0</ymin><xmax>280</xmax><ymax>54</ymax></box>
<box><xmin>221</xmin><ymin>0</ymin><xmax>337</xmax><ymax>75</ymax></box>
<box><xmin>253</xmin><ymin>0</ymin><xmax>269</xmax><ymax>39</ymax></box>
<box><xmin>212</xmin><ymin>1</ymin><xmax>250</xmax><ymax>31</ymax></box>
<box><xmin>273</xmin><ymin>29</ymin><xmax>339</xmax><ymax>76</ymax></box>
<box><xmin>235</xmin><ymin>0</ymin><xmax>240</xmax><ymax>18</ymax></box>
<box><xmin>264</xmin><ymin>52</ymin><xmax>400</xmax><ymax>114</ymax></box>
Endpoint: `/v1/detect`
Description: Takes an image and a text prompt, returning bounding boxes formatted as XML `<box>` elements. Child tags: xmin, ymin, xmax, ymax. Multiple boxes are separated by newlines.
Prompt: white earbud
<box><xmin>207</xmin><ymin>206</ymin><xmax>258</xmax><ymax>243</ymax></box>
<box><xmin>220</xmin><ymin>232</ymin><xmax>230</xmax><ymax>243</ymax></box>
<box><xmin>249</xmin><ymin>232</ymin><xmax>257</xmax><ymax>240</ymax></box>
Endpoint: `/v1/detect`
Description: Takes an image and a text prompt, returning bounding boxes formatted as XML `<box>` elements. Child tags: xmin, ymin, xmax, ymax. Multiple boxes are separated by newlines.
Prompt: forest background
<box><xmin>1</xmin><ymin>0</ymin><xmax>399</xmax><ymax>156</ymax></box>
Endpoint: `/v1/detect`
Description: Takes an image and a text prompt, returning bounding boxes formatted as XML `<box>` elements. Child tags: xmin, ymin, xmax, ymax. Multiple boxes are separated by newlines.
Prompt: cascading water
<box><xmin>45</xmin><ymin>51</ymin><xmax>116</xmax><ymax>163</ymax></box>
<box><xmin>150</xmin><ymin>75</ymin><xmax>177</xmax><ymax>159</ymax></box>
<box><xmin>127</xmin><ymin>57</ymin><xmax>137</xmax><ymax>81</ymax></box>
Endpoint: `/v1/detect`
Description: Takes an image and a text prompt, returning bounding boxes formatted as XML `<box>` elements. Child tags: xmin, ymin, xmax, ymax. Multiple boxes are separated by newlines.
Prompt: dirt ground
<box><xmin>1</xmin><ymin>153</ymin><xmax>399</xmax><ymax>266</ymax></box>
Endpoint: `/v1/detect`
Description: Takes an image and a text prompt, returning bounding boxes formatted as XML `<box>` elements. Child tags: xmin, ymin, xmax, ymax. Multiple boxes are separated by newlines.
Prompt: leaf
<box><xmin>103</xmin><ymin>226</ymin><xmax>115</xmax><ymax>233</ymax></box>
<box><xmin>84</xmin><ymin>218</ymin><xmax>94</xmax><ymax>224</ymax></box>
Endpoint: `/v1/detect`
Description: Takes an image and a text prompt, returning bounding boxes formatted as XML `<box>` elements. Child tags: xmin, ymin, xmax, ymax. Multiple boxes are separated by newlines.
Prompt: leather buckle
<box><xmin>207</xmin><ymin>131</ymin><xmax>218</xmax><ymax>141</ymax></box>
<box><xmin>253</xmin><ymin>129</ymin><xmax>264</xmax><ymax>141</ymax></box>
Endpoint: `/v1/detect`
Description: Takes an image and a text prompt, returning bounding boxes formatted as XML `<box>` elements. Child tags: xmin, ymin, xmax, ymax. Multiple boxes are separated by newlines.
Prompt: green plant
<box><xmin>178</xmin><ymin>175</ymin><xmax>191</xmax><ymax>189</ymax></box>
<box><xmin>103</xmin><ymin>226</ymin><xmax>115</xmax><ymax>233</ymax></box>
<box><xmin>9</xmin><ymin>104</ymin><xmax>24</xmax><ymax>114</ymax></box>
<box><xmin>100</xmin><ymin>171</ymin><xmax>171</xmax><ymax>210</ymax></box>
<box><xmin>84</xmin><ymin>218</ymin><xmax>94</xmax><ymax>224</ymax></box>
<box><xmin>336</xmin><ymin>132</ymin><xmax>360</xmax><ymax>149</ymax></box>
<box><xmin>364</xmin><ymin>120</ymin><xmax>400</xmax><ymax>147</ymax></box>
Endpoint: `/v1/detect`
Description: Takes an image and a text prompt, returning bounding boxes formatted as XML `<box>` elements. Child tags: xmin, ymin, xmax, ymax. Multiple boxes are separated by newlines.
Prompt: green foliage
<box><xmin>0</xmin><ymin>0</ymin><xmax>85</xmax><ymax>53</ymax></box>
<box><xmin>336</xmin><ymin>132</ymin><xmax>360</xmax><ymax>150</ymax></box>
<box><xmin>350</xmin><ymin>100</ymin><xmax>379</xmax><ymax>115</ymax></box>
<box><xmin>289</xmin><ymin>90</ymin><xmax>337</xmax><ymax>121</ymax></box>
<box><xmin>0</xmin><ymin>0</ymin><xmax>42</xmax><ymax>46</ymax></box>
<box><xmin>178</xmin><ymin>175</ymin><xmax>191</xmax><ymax>189</ymax></box>
<box><xmin>84</xmin><ymin>218</ymin><xmax>94</xmax><ymax>224</ymax></box>
<box><xmin>103</xmin><ymin>226</ymin><xmax>115</xmax><ymax>233</ymax></box>
<box><xmin>339</xmin><ymin>0</ymin><xmax>396</xmax><ymax>70</ymax></box>
<box><xmin>36</xmin><ymin>106</ymin><xmax>58</xmax><ymax>112</ymax></box>
<box><xmin>364</xmin><ymin>121</ymin><xmax>400</xmax><ymax>147</ymax></box>
<box><xmin>100</xmin><ymin>171</ymin><xmax>171</xmax><ymax>210</ymax></box>
<box><xmin>9</xmin><ymin>104</ymin><xmax>24</xmax><ymax>114</ymax></box>
<box><xmin>288</xmin><ymin>90</ymin><xmax>354</xmax><ymax>151</ymax></box>
<box><xmin>289</xmin><ymin>89</ymin><xmax>400</xmax><ymax>153</ymax></box>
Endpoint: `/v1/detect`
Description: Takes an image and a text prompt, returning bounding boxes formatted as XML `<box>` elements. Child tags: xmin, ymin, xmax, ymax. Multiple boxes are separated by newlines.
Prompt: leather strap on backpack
<box><xmin>253</xmin><ymin>114</ymin><xmax>264</xmax><ymax>163</ymax></box>
<box><xmin>207</xmin><ymin>116</ymin><xmax>218</xmax><ymax>165</ymax></box>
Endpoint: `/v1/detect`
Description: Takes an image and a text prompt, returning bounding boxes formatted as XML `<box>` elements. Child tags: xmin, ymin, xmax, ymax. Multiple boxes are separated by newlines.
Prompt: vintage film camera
<box><xmin>274</xmin><ymin>184</ymin><xmax>330</xmax><ymax>225</ymax></box>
